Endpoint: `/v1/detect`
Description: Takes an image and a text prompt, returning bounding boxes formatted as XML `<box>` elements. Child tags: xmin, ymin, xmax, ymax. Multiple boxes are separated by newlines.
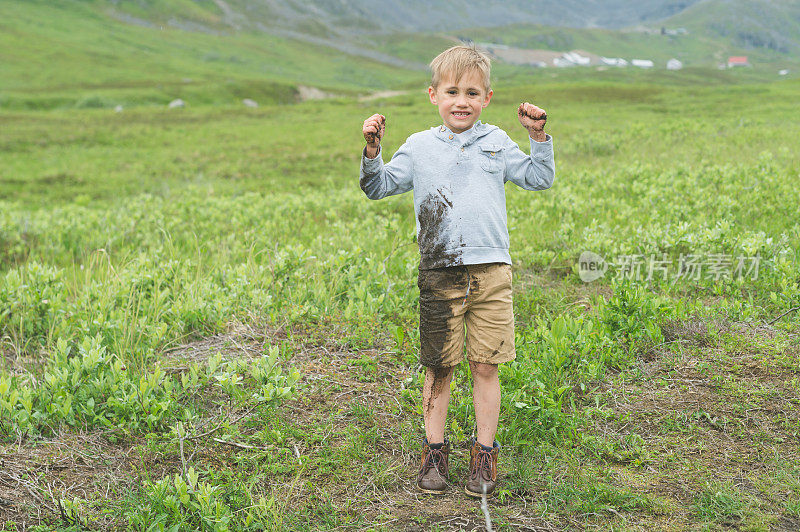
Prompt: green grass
<box><xmin>0</xmin><ymin>0</ymin><xmax>428</xmax><ymax>110</ymax></box>
<box><xmin>2</xmin><ymin>49</ymin><xmax>800</xmax><ymax>529</ymax></box>
<box><xmin>692</xmin><ymin>482</ymin><xmax>749</xmax><ymax>524</ymax></box>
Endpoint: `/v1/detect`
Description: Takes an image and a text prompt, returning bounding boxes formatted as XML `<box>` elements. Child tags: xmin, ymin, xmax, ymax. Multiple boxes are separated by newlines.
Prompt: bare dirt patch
<box><xmin>297</xmin><ymin>85</ymin><xmax>338</xmax><ymax>102</ymax></box>
<box><xmin>0</xmin><ymin>431</ymin><xmax>136</xmax><ymax>529</ymax></box>
<box><xmin>358</xmin><ymin>90</ymin><xmax>414</xmax><ymax>102</ymax></box>
<box><xmin>587</xmin><ymin>320</ymin><xmax>800</xmax><ymax>526</ymax></box>
<box><xmin>161</xmin><ymin>320</ymin><xmax>286</xmax><ymax>365</ymax></box>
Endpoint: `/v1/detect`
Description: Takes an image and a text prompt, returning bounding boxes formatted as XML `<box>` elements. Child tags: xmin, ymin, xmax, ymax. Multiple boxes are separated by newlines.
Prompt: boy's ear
<box><xmin>428</xmin><ymin>86</ymin><xmax>437</xmax><ymax>105</ymax></box>
<box><xmin>482</xmin><ymin>89</ymin><xmax>493</xmax><ymax>108</ymax></box>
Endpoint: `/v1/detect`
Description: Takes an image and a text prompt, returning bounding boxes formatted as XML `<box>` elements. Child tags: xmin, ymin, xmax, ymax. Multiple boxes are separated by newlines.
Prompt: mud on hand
<box><xmin>517</xmin><ymin>103</ymin><xmax>547</xmax><ymax>131</ymax></box>
<box><xmin>364</xmin><ymin>114</ymin><xmax>386</xmax><ymax>145</ymax></box>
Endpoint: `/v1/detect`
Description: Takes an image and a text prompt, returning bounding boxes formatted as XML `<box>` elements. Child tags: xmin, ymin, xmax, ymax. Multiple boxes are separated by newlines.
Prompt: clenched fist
<box><xmin>362</xmin><ymin>113</ymin><xmax>386</xmax><ymax>158</ymax></box>
<box><xmin>517</xmin><ymin>102</ymin><xmax>547</xmax><ymax>142</ymax></box>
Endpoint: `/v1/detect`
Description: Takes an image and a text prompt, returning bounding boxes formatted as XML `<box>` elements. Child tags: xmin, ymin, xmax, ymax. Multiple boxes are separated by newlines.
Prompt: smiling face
<box><xmin>428</xmin><ymin>68</ymin><xmax>493</xmax><ymax>134</ymax></box>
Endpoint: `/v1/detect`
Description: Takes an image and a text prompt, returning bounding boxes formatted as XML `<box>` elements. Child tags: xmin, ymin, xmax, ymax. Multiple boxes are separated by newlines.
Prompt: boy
<box><xmin>359</xmin><ymin>45</ymin><xmax>554</xmax><ymax>497</ymax></box>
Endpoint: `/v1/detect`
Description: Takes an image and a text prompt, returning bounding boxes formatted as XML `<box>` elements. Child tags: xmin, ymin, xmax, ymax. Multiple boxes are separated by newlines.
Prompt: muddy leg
<box><xmin>469</xmin><ymin>361</ymin><xmax>500</xmax><ymax>447</ymax></box>
<box><xmin>422</xmin><ymin>365</ymin><xmax>456</xmax><ymax>443</ymax></box>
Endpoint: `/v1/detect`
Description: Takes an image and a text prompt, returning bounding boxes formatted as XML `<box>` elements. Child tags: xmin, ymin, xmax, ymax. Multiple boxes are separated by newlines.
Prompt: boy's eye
<box><xmin>468</xmin><ymin>92</ymin><xmax>478</xmax><ymax>96</ymax></box>
<box><xmin>447</xmin><ymin>90</ymin><xmax>457</xmax><ymax>95</ymax></box>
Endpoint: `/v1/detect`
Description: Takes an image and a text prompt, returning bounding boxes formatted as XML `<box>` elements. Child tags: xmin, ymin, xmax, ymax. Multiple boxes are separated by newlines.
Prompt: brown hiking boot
<box><xmin>416</xmin><ymin>438</ymin><xmax>450</xmax><ymax>494</ymax></box>
<box><xmin>465</xmin><ymin>438</ymin><xmax>499</xmax><ymax>498</ymax></box>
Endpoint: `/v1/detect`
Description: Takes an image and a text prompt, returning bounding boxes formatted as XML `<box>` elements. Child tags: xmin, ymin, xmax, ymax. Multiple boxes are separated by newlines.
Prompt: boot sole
<box><xmin>417</xmin><ymin>486</ymin><xmax>448</xmax><ymax>495</ymax></box>
<box><xmin>464</xmin><ymin>486</ymin><xmax>494</xmax><ymax>498</ymax></box>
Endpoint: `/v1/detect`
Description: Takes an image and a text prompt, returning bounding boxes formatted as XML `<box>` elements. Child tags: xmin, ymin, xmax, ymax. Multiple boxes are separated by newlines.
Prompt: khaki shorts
<box><xmin>418</xmin><ymin>263</ymin><xmax>516</xmax><ymax>368</ymax></box>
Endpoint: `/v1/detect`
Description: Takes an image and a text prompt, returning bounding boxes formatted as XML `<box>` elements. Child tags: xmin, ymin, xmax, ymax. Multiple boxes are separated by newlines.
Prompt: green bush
<box><xmin>0</xmin><ymin>262</ymin><xmax>65</xmax><ymax>346</ymax></box>
<box><xmin>0</xmin><ymin>341</ymin><xmax>299</xmax><ymax>439</ymax></box>
<box><xmin>599</xmin><ymin>281</ymin><xmax>669</xmax><ymax>353</ymax></box>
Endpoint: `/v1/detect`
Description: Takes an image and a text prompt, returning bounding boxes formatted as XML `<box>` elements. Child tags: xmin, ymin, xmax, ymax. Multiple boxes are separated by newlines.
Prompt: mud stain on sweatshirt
<box><xmin>417</xmin><ymin>188</ymin><xmax>462</xmax><ymax>269</ymax></box>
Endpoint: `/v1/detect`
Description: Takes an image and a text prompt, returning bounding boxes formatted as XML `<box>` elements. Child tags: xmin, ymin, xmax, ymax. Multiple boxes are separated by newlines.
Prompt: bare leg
<box><xmin>422</xmin><ymin>366</ymin><xmax>456</xmax><ymax>443</ymax></box>
<box><xmin>469</xmin><ymin>361</ymin><xmax>500</xmax><ymax>447</ymax></box>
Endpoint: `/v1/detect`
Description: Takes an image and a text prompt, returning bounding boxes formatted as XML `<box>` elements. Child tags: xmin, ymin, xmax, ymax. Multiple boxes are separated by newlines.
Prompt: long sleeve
<box><xmin>502</xmin><ymin>134</ymin><xmax>555</xmax><ymax>191</ymax></box>
<box><xmin>359</xmin><ymin>140</ymin><xmax>414</xmax><ymax>200</ymax></box>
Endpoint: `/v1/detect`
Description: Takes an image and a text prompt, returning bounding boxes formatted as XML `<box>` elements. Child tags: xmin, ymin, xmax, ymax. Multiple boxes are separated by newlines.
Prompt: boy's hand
<box><xmin>517</xmin><ymin>102</ymin><xmax>547</xmax><ymax>142</ymax></box>
<box><xmin>362</xmin><ymin>114</ymin><xmax>386</xmax><ymax>158</ymax></box>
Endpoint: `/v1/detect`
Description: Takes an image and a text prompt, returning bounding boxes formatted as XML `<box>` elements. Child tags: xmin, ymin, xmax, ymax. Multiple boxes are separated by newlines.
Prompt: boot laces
<box><xmin>422</xmin><ymin>447</ymin><xmax>447</xmax><ymax>475</ymax></box>
<box><xmin>473</xmin><ymin>449</ymin><xmax>493</xmax><ymax>481</ymax></box>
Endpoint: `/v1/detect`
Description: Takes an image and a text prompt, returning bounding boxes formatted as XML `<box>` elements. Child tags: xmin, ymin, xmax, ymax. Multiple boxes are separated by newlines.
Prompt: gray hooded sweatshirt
<box><xmin>360</xmin><ymin>120</ymin><xmax>555</xmax><ymax>269</ymax></box>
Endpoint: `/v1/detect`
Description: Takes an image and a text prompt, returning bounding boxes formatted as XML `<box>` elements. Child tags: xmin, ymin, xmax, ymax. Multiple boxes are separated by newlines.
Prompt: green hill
<box><xmin>2</xmin><ymin>0</ymin><xmax>798</xmax><ymax>112</ymax></box>
<box><xmin>0</xmin><ymin>0</ymin><xmax>428</xmax><ymax>110</ymax></box>
<box><xmin>98</xmin><ymin>0</ymin><xmax>705</xmax><ymax>33</ymax></box>
<box><xmin>457</xmin><ymin>4</ymin><xmax>800</xmax><ymax>70</ymax></box>
<box><xmin>96</xmin><ymin>0</ymin><xmax>800</xmax><ymax>68</ymax></box>
<box><xmin>659</xmin><ymin>0</ymin><xmax>800</xmax><ymax>60</ymax></box>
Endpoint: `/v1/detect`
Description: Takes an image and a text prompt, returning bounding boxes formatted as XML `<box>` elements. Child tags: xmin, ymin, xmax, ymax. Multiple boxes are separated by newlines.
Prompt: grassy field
<box><xmin>1</xmin><ymin>70</ymin><xmax>800</xmax><ymax>530</ymax></box>
<box><xmin>0</xmin><ymin>0</ymin><xmax>430</xmax><ymax>111</ymax></box>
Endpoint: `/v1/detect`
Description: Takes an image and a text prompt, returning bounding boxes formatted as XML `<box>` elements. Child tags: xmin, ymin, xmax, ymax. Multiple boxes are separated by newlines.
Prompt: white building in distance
<box><xmin>632</xmin><ymin>59</ymin><xmax>654</xmax><ymax>68</ymax></box>
<box><xmin>666</xmin><ymin>58</ymin><xmax>683</xmax><ymax>70</ymax></box>
<box><xmin>562</xmin><ymin>51</ymin><xmax>591</xmax><ymax>65</ymax></box>
<box><xmin>601</xmin><ymin>57</ymin><xmax>628</xmax><ymax>67</ymax></box>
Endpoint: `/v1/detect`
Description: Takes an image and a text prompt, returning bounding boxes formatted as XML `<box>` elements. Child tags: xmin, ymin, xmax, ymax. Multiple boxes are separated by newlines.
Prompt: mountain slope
<box><xmin>0</xmin><ymin>0</ymin><xmax>429</xmax><ymax>109</ymax></box>
<box><xmin>659</xmin><ymin>0</ymin><xmax>800</xmax><ymax>58</ymax></box>
<box><xmin>99</xmin><ymin>0</ymin><xmax>800</xmax><ymax>65</ymax></box>
<box><xmin>104</xmin><ymin>0</ymin><xmax>704</xmax><ymax>33</ymax></box>
<box><xmin>1</xmin><ymin>0</ymin><xmax>797</xmax><ymax>111</ymax></box>
<box><xmin>457</xmin><ymin>0</ymin><xmax>800</xmax><ymax>67</ymax></box>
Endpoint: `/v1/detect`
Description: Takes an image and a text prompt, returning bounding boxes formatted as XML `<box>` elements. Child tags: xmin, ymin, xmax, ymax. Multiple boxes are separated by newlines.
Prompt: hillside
<box><xmin>103</xmin><ymin>0</ymin><xmax>704</xmax><ymax>33</ymax></box>
<box><xmin>0</xmin><ymin>0</ymin><xmax>429</xmax><ymax>110</ymax></box>
<box><xmin>1</xmin><ymin>0</ymin><xmax>798</xmax><ymax>112</ymax></box>
<box><xmin>659</xmin><ymin>0</ymin><xmax>800</xmax><ymax>59</ymax></box>
<box><xmin>459</xmin><ymin>0</ymin><xmax>800</xmax><ymax>68</ymax></box>
<box><xmin>101</xmin><ymin>0</ymin><xmax>800</xmax><ymax>65</ymax></box>
<box><xmin>461</xmin><ymin>25</ymin><xmax>793</xmax><ymax>69</ymax></box>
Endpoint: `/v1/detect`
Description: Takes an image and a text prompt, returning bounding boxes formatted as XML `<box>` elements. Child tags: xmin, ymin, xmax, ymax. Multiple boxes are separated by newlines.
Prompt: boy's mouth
<box><xmin>452</xmin><ymin>112</ymin><xmax>471</xmax><ymax>119</ymax></box>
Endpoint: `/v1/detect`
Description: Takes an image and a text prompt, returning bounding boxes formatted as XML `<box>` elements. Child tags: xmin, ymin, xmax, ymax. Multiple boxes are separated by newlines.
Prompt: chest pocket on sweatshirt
<box><xmin>478</xmin><ymin>144</ymin><xmax>503</xmax><ymax>173</ymax></box>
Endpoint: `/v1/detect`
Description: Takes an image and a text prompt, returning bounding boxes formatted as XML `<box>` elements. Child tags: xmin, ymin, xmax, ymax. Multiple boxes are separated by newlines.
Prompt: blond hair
<box><xmin>429</xmin><ymin>45</ymin><xmax>491</xmax><ymax>92</ymax></box>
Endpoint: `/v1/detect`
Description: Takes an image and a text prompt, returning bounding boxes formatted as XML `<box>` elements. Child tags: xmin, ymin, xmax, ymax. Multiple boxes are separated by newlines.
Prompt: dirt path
<box><xmin>358</xmin><ymin>90</ymin><xmax>415</xmax><ymax>102</ymax></box>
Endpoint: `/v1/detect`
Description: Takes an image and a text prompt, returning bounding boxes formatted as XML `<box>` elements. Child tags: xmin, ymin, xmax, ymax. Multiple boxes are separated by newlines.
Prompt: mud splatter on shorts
<box><xmin>418</xmin><ymin>262</ymin><xmax>515</xmax><ymax>368</ymax></box>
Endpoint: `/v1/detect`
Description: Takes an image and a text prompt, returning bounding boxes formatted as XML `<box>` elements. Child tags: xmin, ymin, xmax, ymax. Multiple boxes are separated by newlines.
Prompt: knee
<box><xmin>427</xmin><ymin>365</ymin><xmax>456</xmax><ymax>383</ymax></box>
<box><xmin>469</xmin><ymin>361</ymin><xmax>498</xmax><ymax>380</ymax></box>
